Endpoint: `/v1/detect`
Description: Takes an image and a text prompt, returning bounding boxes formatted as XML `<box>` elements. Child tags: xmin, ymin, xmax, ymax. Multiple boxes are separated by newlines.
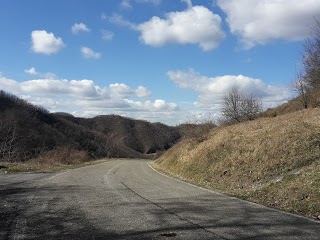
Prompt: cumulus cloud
<box><xmin>109</xmin><ymin>83</ymin><xmax>151</xmax><ymax>98</ymax></box>
<box><xmin>135</xmin><ymin>86</ymin><xmax>151</xmax><ymax>98</ymax></box>
<box><xmin>167</xmin><ymin>69</ymin><xmax>290</xmax><ymax>108</ymax></box>
<box><xmin>31</xmin><ymin>30</ymin><xmax>64</xmax><ymax>55</ymax></box>
<box><xmin>71</xmin><ymin>22</ymin><xmax>90</xmax><ymax>34</ymax></box>
<box><xmin>109</xmin><ymin>83</ymin><xmax>134</xmax><ymax>98</ymax></box>
<box><xmin>0</xmin><ymin>74</ymin><xmax>178</xmax><ymax>124</ymax></box>
<box><xmin>126</xmin><ymin>99</ymin><xmax>178</xmax><ymax>111</ymax></box>
<box><xmin>24</xmin><ymin>67</ymin><xmax>38</xmax><ymax>76</ymax></box>
<box><xmin>136</xmin><ymin>6</ymin><xmax>225</xmax><ymax>51</ymax></box>
<box><xmin>20</xmin><ymin>79</ymin><xmax>108</xmax><ymax>98</ymax></box>
<box><xmin>217</xmin><ymin>0</ymin><xmax>320</xmax><ymax>48</ymax></box>
<box><xmin>109</xmin><ymin>5</ymin><xmax>225</xmax><ymax>51</ymax></box>
<box><xmin>0</xmin><ymin>75</ymin><xmax>20</xmax><ymax>93</ymax></box>
<box><xmin>81</xmin><ymin>47</ymin><xmax>101</xmax><ymax>59</ymax></box>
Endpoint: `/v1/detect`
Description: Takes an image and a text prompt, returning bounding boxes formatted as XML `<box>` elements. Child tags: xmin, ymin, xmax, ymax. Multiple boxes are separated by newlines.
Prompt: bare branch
<box><xmin>221</xmin><ymin>86</ymin><xmax>262</xmax><ymax>124</ymax></box>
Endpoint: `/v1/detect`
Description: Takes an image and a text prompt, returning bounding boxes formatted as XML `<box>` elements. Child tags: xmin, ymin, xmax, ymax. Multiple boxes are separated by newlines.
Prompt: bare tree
<box><xmin>304</xmin><ymin>20</ymin><xmax>320</xmax><ymax>88</ymax></box>
<box><xmin>221</xmin><ymin>87</ymin><xmax>262</xmax><ymax>124</ymax></box>
<box><xmin>240</xmin><ymin>94</ymin><xmax>262</xmax><ymax>120</ymax></box>
<box><xmin>293</xmin><ymin>19</ymin><xmax>320</xmax><ymax>107</ymax></box>
<box><xmin>291</xmin><ymin>69</ymin><xmax>311</xmax><ymax>109</ymax></box>
<box><xmin>0</xmin><ymin>112</ymin><xmax>19</xmax><ymax>161</ymax></box>
<box><xmin>221</xmin><ymin>87</ymin><xmax>243</xmax><ymax>123</ymax></box>
<box><xmin>92</xmin><ymin>131</ymin><xmax>125</xmax><ymax>158</ymax></box>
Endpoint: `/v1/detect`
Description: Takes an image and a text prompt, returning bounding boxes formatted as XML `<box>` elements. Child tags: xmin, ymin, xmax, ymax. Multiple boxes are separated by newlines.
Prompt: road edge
<box><xmin>147</xmin><ymin>161</ymin><xmax>320</xmax><ymax>224</ymax></box>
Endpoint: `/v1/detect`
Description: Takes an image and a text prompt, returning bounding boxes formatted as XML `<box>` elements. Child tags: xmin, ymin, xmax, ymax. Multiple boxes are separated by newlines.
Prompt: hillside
<box><xmin>0</xmin><ymin>90</ymin><xmax>181</xmax><ymax>162</ymax></box>
<box><xmin>55</xmin><ymin>114</ymin><xmax>181</xmax><ymax>158</ymax></box>
<box><xmin>154</xmin><ymin>108</ymin><xmax>320</xmax><ymax>219</ymax></box>
<box><xmin>259</xmin><ymin>97</ymin><xmax>305</xmax><ymax>118</ymax></box>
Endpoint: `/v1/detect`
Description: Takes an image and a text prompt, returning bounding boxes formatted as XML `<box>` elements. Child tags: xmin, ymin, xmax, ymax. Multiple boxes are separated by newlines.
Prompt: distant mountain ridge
<box><xmin>0</xmin><ymin>90</ymin><xmax>181</xmax><ymax>162</ymax></box>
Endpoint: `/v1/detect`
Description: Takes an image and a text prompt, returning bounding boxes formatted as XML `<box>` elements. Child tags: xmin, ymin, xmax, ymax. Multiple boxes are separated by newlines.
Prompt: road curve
<box><xmin>1</xmin><ymin>159</ymin><xmax>319</xmax><ymax>240</ymax></box>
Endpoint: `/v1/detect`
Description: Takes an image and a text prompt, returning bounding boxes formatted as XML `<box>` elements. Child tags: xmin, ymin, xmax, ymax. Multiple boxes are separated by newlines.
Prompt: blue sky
<box><xmin>1</xmin><ymin>0</ymin><xmax>319</xmax><ymax>125</ymax></box>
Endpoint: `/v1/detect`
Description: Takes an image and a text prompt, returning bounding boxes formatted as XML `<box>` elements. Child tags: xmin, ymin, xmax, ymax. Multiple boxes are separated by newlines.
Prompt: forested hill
<box><xmin>0</xmin><ymin>90</ymin><xmax>181</xmax><ymax>162</ymax></box>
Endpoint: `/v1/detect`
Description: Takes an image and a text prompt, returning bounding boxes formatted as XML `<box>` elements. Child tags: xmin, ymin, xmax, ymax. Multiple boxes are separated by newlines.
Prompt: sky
<box><xmin>1</xmin><ymin>0</ymin><xmax>320</xmax><ymax>125</ymax></box>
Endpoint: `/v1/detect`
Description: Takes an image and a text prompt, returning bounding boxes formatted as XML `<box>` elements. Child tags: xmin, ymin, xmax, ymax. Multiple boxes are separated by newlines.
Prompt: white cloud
<box><xmin>126</xmin><ymin>99</ymin><xmax>178</xmax><ymax>111</ymax></box>
<box><xmin>136</xmin><ymin>6</ymin><xmax>225</xmax><ymax>51</ymax></box>
<box><xmin>167</xmin><ymin>69</ymin><xmax>291</xmax><ymax>108</ymax></box>
<box><xmin>109</xmin><ymin>83</ymin><xmax>151</xmax><ymax>98</ymax></box>
<box><xmin>1</xmin><ymin>77</ymin><xmax>109</xmax><ymax>100</ymax></box>
<box><xmin>31</xmin><ymin>30</ymin><xmax>64</xmax><ymax>55</ymax></box>
<box><xmin>71</xmin><ymin>22</ymin><xmax>90</xmax><ymax>34</ymax></box>
<box><xmin>24</xmin><ymin>67</ymin><xmax>38</xmax><ymax>76</ymax></box>
<box><xmin>43</xmin><ymin>72</ymin><xmax>58</xmax><ymax>80</ymax></box>
<box><xmin>135</xmin><ymin>86</ymin><xmax>151</xmax><ymax>98</ymax></box>
<box><xmin>217</xmin><ymin>0</ymin><xmax>320</xmax><ymax>48</ymax></box>
<box><xmin>81</xmin><ymin>47</ymin><xmax>101</xmax><ymax>59</ymax></box>
<box><xmin>109</xmin><ymin>83</ymin><xmax>134</xmax><ymax>97</ymax></box>
<box><xmin>20</xmin><ymin>79</ymin><xmax>107</xmax><ymax>98</ymax></box>
<box><xmin>0</xmin><ymin>74</ymin><xmax>179</xmax><ymax>124</ymax></box>
<box><xmin>0</xmin><ymin>75</ymin><xmax>20</xmax><ymax>94</ymax></box>
<box><xmin>101</xmin><ymin>30</ymin><xmax>114</xmax><ymax>41</ymax></box>
<box><xmin>109</xmin><ymin>5</ymin><xmax>225</xmax><ymax>51</ymax></box>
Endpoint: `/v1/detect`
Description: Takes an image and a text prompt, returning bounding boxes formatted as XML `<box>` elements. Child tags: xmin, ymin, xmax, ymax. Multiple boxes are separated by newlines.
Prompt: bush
<box><xmin>33</xmin><ymin>146</ymin><xmax>91</xmax><ymax>165</ymax></box>
<box><xmin>221</xmin><ymin>87</ymin><xmax>262</xmax><ymax>124</ymax></box>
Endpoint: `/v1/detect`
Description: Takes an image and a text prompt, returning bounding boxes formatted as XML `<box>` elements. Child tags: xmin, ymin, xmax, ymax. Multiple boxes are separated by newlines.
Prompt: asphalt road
<box><xmin>1</xmin><ymin>159</ymin><xmax>319</xmax><ymax>240</ymax></box>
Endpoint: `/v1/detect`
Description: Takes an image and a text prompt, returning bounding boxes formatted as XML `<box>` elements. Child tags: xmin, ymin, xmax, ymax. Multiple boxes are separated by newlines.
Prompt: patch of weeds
<box><xmin>0</xmin><ymin>159</ymin><xmax>108</xmax><ymax>173</ymax></box>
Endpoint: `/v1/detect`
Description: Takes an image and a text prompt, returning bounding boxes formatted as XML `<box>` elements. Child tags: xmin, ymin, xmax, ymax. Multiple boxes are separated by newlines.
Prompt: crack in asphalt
<box><xmin>120</xmin><ymin>181</ymin><xmax>229</xmax><ymax>240</ymax></box>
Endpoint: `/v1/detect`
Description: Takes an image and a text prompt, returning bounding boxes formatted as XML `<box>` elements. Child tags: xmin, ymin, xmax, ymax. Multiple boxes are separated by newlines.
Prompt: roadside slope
<box><xmin>154</xmin><ymin>108</ymin><xmax>320</xmax><ymax>220</ymax></box>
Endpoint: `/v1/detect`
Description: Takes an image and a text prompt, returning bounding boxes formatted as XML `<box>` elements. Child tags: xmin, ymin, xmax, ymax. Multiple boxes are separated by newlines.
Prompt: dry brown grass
<box><xmin>244</xmin><ymin>164</ymin><xmax>320</xmax><ymax>219</ymax></box>
<box><xmin>0</xmin><ymin>159</ymin><xmax>108</xmax><ymax>173</ymax></box>
<box><xmin>154</xmin><ymin>108</ymin><xmax>320</xmax><ymax>219</ymax></box>
<box><xmin>0</xmin><ymin>147</ymin><xmax>106</xmax><ymax>173</ymax></box>
<box><xmin>34</xmin><ymin>146</ymin><xmax>91</xmax><ymax>165</ymax></box>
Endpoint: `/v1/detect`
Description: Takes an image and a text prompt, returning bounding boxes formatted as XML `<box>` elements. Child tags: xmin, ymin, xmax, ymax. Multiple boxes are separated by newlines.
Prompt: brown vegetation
<box><xmin>0</xmin><ymin>90</ymin><xmax>181</xmax><ymax>163</ymax></box>
<box><xmin>221</xmin><ymin>87</ymin><xmax>262</xmax><ymax>124</ymax></box>
<box><xmin>258</xmin><ymin>97</ymin><xmax>305</xmax><ymax>118</ymax></box>
<box><xmin>154</xmin><ymin>108</ymin><xmax>320</xmax><ymax>219</ymax></box>
<box><xmin>177</xmin><ymin>123</ymin><xmax>216</xmax><ymax>142</ymax></box>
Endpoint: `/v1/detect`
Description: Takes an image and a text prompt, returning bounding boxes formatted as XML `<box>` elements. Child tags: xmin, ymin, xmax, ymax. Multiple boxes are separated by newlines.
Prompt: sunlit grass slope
<box><xmin>154</xmin><ymin>108</ymin><xmax>320</xmax><ymax>220</ymax></box>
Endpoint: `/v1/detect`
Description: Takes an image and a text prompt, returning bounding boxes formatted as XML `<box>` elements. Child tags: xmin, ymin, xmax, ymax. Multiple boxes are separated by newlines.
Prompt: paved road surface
<box><xmin>1</xmin><ymin>159</ymin><xmax>319</xmax><ymax>239</ymax></box>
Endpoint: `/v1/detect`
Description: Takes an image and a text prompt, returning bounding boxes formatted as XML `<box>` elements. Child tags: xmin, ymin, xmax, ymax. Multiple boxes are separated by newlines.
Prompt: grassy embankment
<box><xmin>153</xmin><ymin>108</ymin><xmax>320</xmax><ymax>220</ymax></box>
